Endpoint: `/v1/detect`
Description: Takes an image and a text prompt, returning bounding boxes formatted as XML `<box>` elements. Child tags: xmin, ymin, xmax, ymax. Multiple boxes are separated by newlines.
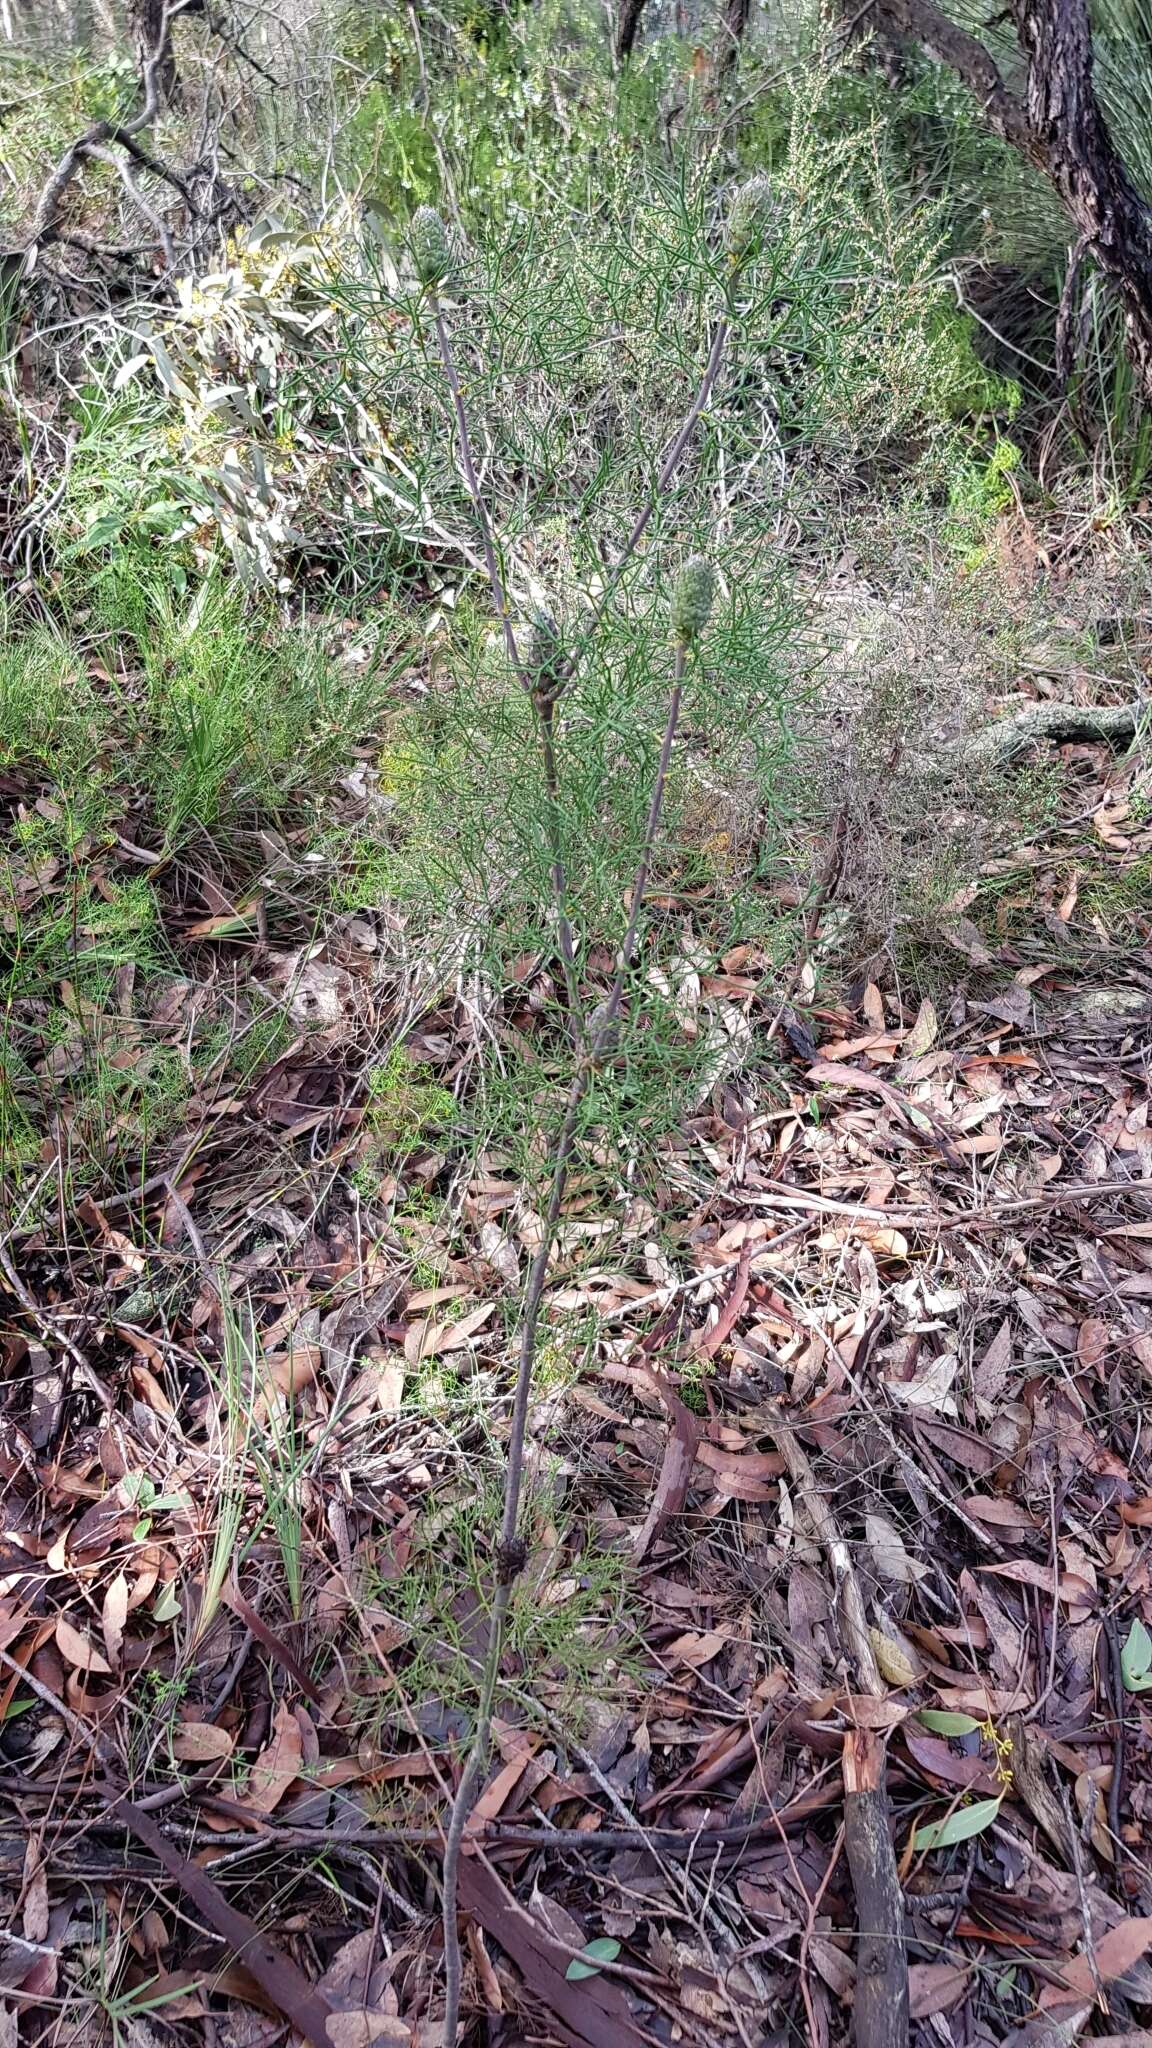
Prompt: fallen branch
<box><xmin>965</xmin><ymin>700</ymin><xmax>1141</xmax><ymax>765</ymax></box>
<box><xmin>0</xmin><ymin>1645</ymin><xmax>333</xmax><ymax>2046</ymax></box>
<box><xmin>844</xmin><ymin>1730</ymin><xmax>910</xmax><ymax>2048</ymax></box>
<box><xmin>761</xmin><ymin>1398</ymin><xmax>883</xmax><ymax>1695</ymax></box>
<box><xmin>757</xmin><ymin>1406</ymin><xmax>910</xmax><ymax>2047</ymax></box>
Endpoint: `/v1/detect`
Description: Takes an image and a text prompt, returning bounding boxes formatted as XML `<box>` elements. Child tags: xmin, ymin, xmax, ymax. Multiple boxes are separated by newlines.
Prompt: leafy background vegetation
<box><xmin>3</xmin><ymin>0</ymin><xmax>1147</xmax><ymax>1638</ymax></box>
<box><xmin>0</xmin><ymin>1</ymin><xmax>1150</xmax><ymax>2032</ymax></box>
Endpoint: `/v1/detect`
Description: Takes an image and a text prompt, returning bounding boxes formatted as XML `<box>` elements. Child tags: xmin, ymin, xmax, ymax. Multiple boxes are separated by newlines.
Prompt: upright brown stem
<box><xmin>429</xmin><ymin>297</ymin><xmax>583</xmax><ymax>1030</ymax></box>
<box><xmin>439</xmin><ymin>646</ymin><xmax>689</xmax><ymax>2042</ymax></box>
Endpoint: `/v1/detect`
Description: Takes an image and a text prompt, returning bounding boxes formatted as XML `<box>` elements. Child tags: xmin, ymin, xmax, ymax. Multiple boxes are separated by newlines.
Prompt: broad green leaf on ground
<box><xmin>1122</xmin><ymin>1618</ymin><xmax>1152</xmax><ymax>1692</ymax></box>
<box><xmin>914</xmin><ymin>1796</ymin><xmax>1002</xmax><ymax>1853</ymax></box>
<box><xmin>917</xmin><ymin>1710</ymin><xmax>982</xmax><ymax>1736</ymax></box>
<box><xmin>565</xmin><ymin>1938</ymin><xmax>621</xmax><ymax>1982</ymax></box>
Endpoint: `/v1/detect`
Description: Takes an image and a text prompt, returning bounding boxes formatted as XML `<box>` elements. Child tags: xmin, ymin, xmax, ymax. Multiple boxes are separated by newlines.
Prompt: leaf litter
<box><xmin>1</xmin><ymin>715</ymin><xmax>1151</xmax><ymax>2048</ymax></box>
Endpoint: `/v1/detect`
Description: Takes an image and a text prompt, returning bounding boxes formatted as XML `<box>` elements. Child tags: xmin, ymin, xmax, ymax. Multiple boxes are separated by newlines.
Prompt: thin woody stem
<box><xmin>580</xmin><ymin>313</ymin><xmax>729</xmax><ymax>646</ymax></box>
<box><xmin>439</xmin><ymin>638</ymin><xmax>691</xmax><ymax>2045</ymax></box>
<box><xmin>430</xmin><ymin>295</ymin><xmax>582</xmax><ymax>1030</ymax></box>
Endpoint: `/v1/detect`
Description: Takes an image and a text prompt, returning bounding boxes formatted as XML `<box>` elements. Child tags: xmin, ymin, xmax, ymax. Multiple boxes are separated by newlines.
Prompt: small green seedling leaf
<box><xmin>1121</xmin><ymin>1618</ymin><xmax>1152</xmax><ymax>1692</ymax></box>
<box><xmin>152</xmin><ymin>1584</ymin><xmax>182</xmax><ymax>1625</ymax></box>
<box><xmin>917</xmin><ymin>1710</ymin><xmax>982</xmax><ymax>1736</ymax></box>
<box><xmin>914</xmin><ymin>1796</ymin><xmax>1002</xmax><ymax>1853</ymax></box>
<box><xmin>565</xmin><ymin>1938</ymin><xmax>621</xmax><ymax>1982</ymax></box>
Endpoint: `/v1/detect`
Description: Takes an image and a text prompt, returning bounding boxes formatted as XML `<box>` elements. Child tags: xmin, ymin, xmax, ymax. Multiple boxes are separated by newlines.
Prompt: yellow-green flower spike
<box><xmin>671</xmin><ymin>556</ymin><xmax>715</xmax><ymax>647</ymax></box>
<box><xmin>411</xmin><ymin>206</ymin><xmax>453</xmax><ymax>288</ymax></box>
<box><xmin>726</xmin><ymin>174</ymin><xmax>774</xmax><ymax>271</ymax></box>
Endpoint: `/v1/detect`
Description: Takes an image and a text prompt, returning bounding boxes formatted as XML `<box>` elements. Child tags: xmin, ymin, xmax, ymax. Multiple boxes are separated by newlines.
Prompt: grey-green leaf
<box><xmin>1122</xmin><ymin>1617</ymin><xmax>1152</xmax><ymax>1692</ymax></box>
<box><xmin>565</xmin><ymin>1938</ymin><xmax>621</xmax><ymax>1982</ymax></box>
<box><xmin>917</xmin><ymin>1710</ymin><xmax>982</xmax><ymax>1736</ymax></box>
<box><xmin>914</xmin><ymin>1796</ymin><xmax>1002</xmax><ymax>1853</ymax></box>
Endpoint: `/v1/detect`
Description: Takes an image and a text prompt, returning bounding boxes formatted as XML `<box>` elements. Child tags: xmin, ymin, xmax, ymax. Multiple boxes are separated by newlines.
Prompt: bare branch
<box><xmin>875</xmin><ymin>0</ymin><xmax>1152</xmax><ymax>389</ymax></box>
<box><xmin>30</xmin><ymin>0</ymin><xmax>200</xmax><ymax>249</ymax></box>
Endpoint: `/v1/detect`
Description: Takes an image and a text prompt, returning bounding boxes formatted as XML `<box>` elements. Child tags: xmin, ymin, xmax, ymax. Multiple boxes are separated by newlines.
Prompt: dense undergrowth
<box><xmin>3</xmin><ymin>0</ymin><xmax>1148</xmax><ymax>1433</ymax></box>
<box><xmin>0</xmin><ymin>13</ymin><xmax>1149</xmax><ymax>1998</ymax></box>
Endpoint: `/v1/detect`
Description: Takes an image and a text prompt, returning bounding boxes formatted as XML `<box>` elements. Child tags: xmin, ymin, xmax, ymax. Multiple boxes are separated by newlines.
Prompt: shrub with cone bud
<box><xmin>521</xmin><ymin>608</ymin><xmax>567</xmax><ymax>694</ymax></box>
<box><xmin>671</xmin><ymin>556</ymin><xmax>714</xmax><ymax>646</ymax></box>
<box><xmin>411</xmin><ymin>206</ymin><xmax>453</xmax><ymax>288</ymax></box>
<box><xmin>726</xmin><ymin>174</ymin><xmax>774</xmax><ymax>271</ymax></box>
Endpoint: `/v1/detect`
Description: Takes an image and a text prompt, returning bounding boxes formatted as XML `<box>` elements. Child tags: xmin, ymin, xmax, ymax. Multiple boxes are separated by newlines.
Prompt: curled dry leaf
<box><xmin>909</xmin><ymin>1962</ymin><xmax>971</xmax><ymax>2019</ymax></box>
<box><xmin>903</xmin><ymin>996</ymin><xmax>938</xmax><ymax>1057</ymax></box>
<box><xmin>666</xmin><ymin>1629</ymin><xmax>727</xmax><ymax>1667</ymax></box>
<box><xmin>101</xmin><ymin>1571</ymin><xmax>129</xmax><ymax>1673</ymax></box>
<box><xmin>1039</xmin><ymin>1915</ymin><xmax>1152</xmax><ymax>2011</ymax></box>
<box><xmin>868</xmin><ymin>1627</ymin><xmax>920</xmax><ymax>1688</ymax></box>
<box><xmin>973</xmin><ymin>1318</ymin><xmax>1013</xmax><ymax>1401</ymax></box>
<box><xmin>239</xmin><ymin>1698</ymin><xmax>304</xmax><ymax>1815</ymax></box>
<box><xmin>171</xmin><ymin>1722</ymin><xmax>235</xmax><ymax>1763</ymax></box>
<box><xmin>324</xmin><ymin>2016</ymin><xmax>409</xmax><ymax>2046</ymax></box>
<box><xmin>54</xmin><ymin>1616</ymin><xmax>111</xmax><ymax>1676</ymax></box>
<box><xmin>887</xmin><ymin>1351</ymin><xmax>958</xmax><ymax>1414</ymax></box>
<box><xmin>480</xmin><ymin>1219</ymin><xmax>520</xmax><ymax>1286</ymax></box>
<box><xmin>404</xmin><ymin>1300</ymin><xmax>494</xmax><ymax>1364</ymax></box>
<box><xmin>21</xmin><ymin>1839</ymin><xmax>48</xmax><ymax>1944</ymax></box>
<box><xmin>866</xmin><ymin>1512</ymin><xmax>928</xmax><ymax>1585</ymax></box>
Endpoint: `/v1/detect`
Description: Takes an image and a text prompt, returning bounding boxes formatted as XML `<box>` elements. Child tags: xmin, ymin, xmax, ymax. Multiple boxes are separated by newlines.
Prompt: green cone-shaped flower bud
<box><xmin>411</xmin><ymin>206</ymin><xmax>453</xmax><ymax>288</ymax></box>
<box><xmin>671</xmin><ymin>556</ymin><xmax>714</xmax><ymax>647</ymax></box>
<box><xmin>726</xmin><ymin>174</ymin><xmax>774</xmax><ymax>271</ymax></box>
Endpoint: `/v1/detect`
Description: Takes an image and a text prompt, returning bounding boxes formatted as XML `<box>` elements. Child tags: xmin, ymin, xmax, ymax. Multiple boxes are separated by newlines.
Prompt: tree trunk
<box><xmin>130</xmin><ymin>0</ymin><xmax>179</xmax><ymax>103</ymax></box>
<box><xmin>717</xmin><ymin>0</ymin><xmax>751</xmax><ymax>75</ymax></box>
<box><xmin>614</xmin><ymin>0</ymin><xmax>648</xmax><ymax>63</ymax></box>
<box><xmin>876</xmin><ymin>0</ymin><xmax>1152</xmax><ymax>392</ymax></box>
<box><xmin>1014</xmin><ymin>0</ymin><xmax>1152</xmax><ymax>388</ymax></box>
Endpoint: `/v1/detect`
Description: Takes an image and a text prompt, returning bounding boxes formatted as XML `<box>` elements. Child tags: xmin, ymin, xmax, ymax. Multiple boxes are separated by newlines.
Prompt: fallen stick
<box><xmin>844</xmin><ymin>1730</ymin><xmax>910</xmax><ymax>2048</ymax></box>
<box><xmin>759</xmin><ymin>1407</ymin><xmax>910</xmax><ymax>2048</ymax></box>
<box><xmin>0</xmin><ymin>1646</ymin><xmax>333</xmax><ymax>2048</ymax></box>
<box><xmin>965</xmin><ymin>700</ymin><xmax>1139</xmax><ymax>764</ymax></box>
<box><xmin>763</xmin><ymin>1396</ymin><xmax>883</xmax><ymax>1696</ymax></box>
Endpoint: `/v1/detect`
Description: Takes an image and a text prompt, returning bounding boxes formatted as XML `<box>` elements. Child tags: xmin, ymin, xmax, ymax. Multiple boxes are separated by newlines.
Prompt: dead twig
<box><xmin>30</xmin><ymin>0</ymin><xmax>202</xmax><ymax>251</ymax></box>
<box><xmin>0</xmin><ymin>1234</ymin><xmax>114</xmax><ymax>1411</ymax></box>
<box><xmin>758</xmin><ymin>1396</ymin><xmax>883</xmax><ymax>1695</ymax></box>
<box><xmin>844</xmin><ymin>1732</ymin><xmax>910</xmax><ymax>2048</ymax></box>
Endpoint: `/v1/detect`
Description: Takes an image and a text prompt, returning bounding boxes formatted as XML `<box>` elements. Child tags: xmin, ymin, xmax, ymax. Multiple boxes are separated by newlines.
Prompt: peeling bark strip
<box><xmin>843</xmin><ymin>1730</ymin><xmax>910</xmax><ymax>2048</ymax></box>
<box><xmin>874</xmin><ymin>0</ymin><xmax>1152</xmax><ymax>391</ymax></box>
